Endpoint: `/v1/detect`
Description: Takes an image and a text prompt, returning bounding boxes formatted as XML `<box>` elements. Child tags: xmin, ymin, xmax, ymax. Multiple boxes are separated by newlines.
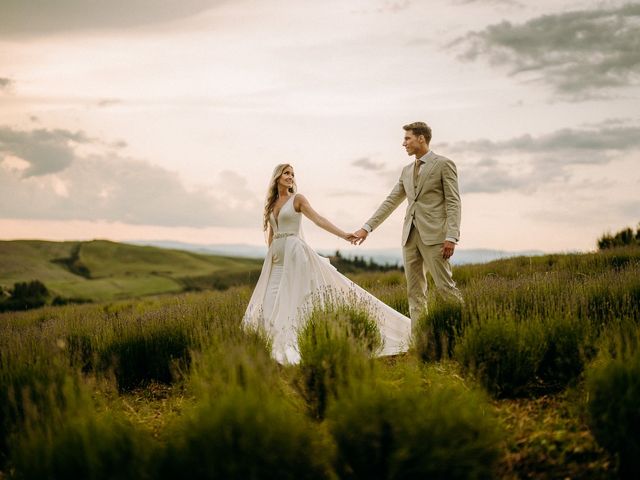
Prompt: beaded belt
<box><xmin>273</xmin><ymin>232</ymin><xmax>296</xmax><ymax>239</ymax></box>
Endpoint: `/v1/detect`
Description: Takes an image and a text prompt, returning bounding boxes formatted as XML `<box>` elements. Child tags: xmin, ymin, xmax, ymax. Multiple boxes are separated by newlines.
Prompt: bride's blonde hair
<box><xmin>263</xmin><ymin>163</ymin><xmax>297</xmax><ymax>232</ymax></box>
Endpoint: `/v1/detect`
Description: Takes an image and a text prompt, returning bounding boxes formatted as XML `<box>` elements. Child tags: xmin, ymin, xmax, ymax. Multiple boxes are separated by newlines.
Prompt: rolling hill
<box><xmin>0</xmin><ymin>240</ymin><xmax>263</xmax><ymax>302</ymax></box>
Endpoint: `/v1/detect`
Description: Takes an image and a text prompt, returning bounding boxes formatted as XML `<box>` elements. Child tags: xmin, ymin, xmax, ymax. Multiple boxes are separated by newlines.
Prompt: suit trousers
<box><xmin>402</xmin><ymin>225</ymin><xmax>462</xmax><ymax>329</ymax></box>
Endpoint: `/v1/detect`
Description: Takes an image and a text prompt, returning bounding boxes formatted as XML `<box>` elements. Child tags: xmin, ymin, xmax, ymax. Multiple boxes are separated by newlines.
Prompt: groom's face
<box><xmin>402</xmin><ymin>130</ymin><xmax>423</xmax><ymax>156</ymax></box>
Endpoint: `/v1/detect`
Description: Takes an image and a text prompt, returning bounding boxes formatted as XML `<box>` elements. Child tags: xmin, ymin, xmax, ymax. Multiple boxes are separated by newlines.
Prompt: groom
<box><xmin>353</xmin><ymin>121</ymin><xmax>462</xmax><ymax>329</ymax></box>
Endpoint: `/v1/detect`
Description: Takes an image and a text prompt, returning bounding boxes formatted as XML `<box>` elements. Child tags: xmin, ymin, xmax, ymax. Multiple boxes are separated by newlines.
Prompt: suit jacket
<box><xmin>365</xmin><ymin>150</ymin><xmax>461</xmax><ymax>247</ymax></box>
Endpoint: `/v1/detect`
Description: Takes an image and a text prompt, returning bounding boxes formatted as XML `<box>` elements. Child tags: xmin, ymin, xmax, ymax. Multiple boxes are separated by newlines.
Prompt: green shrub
<box><xmin>66</xmin><ymin>331</ymin><xmax>96</xmax><ymax>373</ymax></box>
<box><xmin>159</xmin><ymin>387</ymin><xmax>331</xmax><ymax>480</ymax></box>
<box><xmin>98</xmin><ymin>316</ymin><xmax>193</xmax><ymax>391</ymax></box>
<box><xmin>9</xmin><ymin>376</ymin><xmax>154</xmax><ymax>480</ymax></box>
<box><xmin>596</xmin><ymin>319</ymin><xmax>640</xmax><ymax>360</ymax></box>
<box><xmin>455</xmin><ymin>316</ymin><xmax>546</xmax><ymax>397</ymax></box>
<box><xmin>455</xmin><ymin>311</ymin><xmax>594</xmax><ymax>397</ymax></box>
<box><xmin>598</xmin><ymin>225</ymin><xmax>639</xmax><ymax>250</ymax></box>
<box><xmin>413</xmin><ymin>299</ymin><xmax>464</xmax><ymax>362</ymax></box>
<box><xmin>587</xmin><ymin>329</ymin><xmax>640</xmax><ymax>478</ymax></box>
<box><xmin>328</xmin><ymin>376</ymin><xmax>501</xmax><ymax>479</ymax></box>
<box><xmin>297</xmin><ymin>302</ymin><xmax>377</xmax><ymax>419</ymax></box>
<box><xmin>0</xmin><ymin>357</ymin><xmax>70</xmax><ymax>466</ymax></box>
<box><xmin>187</xmin><ymin>329</ymin><xmax>276</xmax><ymax>402</ymax></box>
<box><xmin>0</xmin><ymin>280</ymin><xmax>49</xmax><ymax>312</ymax></box>
<box><xmin>536</xmin><ymin>316</ymin><xmax>593</xmax><ymax>391</ymax></box>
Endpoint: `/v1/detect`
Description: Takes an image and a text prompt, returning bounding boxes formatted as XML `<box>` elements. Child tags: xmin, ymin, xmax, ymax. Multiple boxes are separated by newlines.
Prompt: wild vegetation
<box><xmin>0</xmin><ymin>243</ymin><xmax>638</xmax><ymax>478</ymax></box>
<box><xmin>598</xmin><ymin>223</ymin><xmax>640</xmax><ymax>250</ymax></box>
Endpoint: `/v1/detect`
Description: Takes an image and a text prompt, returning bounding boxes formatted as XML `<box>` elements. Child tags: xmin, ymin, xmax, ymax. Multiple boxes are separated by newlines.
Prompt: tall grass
<box><xmin>97</xmin><ymin>308</ymin><xmax>195</xmax><ymax>391</ymax></box>
<box><xmin>186</xmin><ymin>327</ymin><xmax>276</xmax><ymax>402</ymax></box>
<box><xmin>3</xmin><ymin>361</ymin><xmax>155</xmax><ymax>479</ymax></box>
<box><xmin>536</xmin><ymin>315</ymin><xmax>594</xmax><ymax>389</ymax></box>
<box><xmin>412</xmin><ymin>298</ymin><xmax>464</xmax><ymax>362</ymax></box>
<box><xmin>159</xmin><ymin>387</ymin><xmax>331</xmax><ymax>480</ymax></box>
<box><xmin>587</xmin><ymin>323</ymin><xmax>640</xmax><ymax>479</ymax></box>
<box><xmin>296</xmin><ymin>299</ymin><xmax>380</xmax><ymax>419</ymax></box>
<box><xmin>327</xmin><ymin>365</ymin><xmax>502</xmax><ymax>479</ymax></box>
<box><xmin>455</xmin><ymin>315</ymin><xmax>546</xmax><ymax>397</ymax></box>
<box><xmin>410</xmin><ymin>258</ymin><xmax>640</xmax><ymax>397</ymax></box>
<box><xmin>159</xmin><ymin>333</ymin><xmax>331</xmax><ymax>480</ymax></box>
<box><xmin>0</xmin><ymin>356</ymin><xmax>71</xmax><ymax>467</ymax></box>
<box><xmin>452</xmin><ymin>245</ymin><xmax>640</xmax><ymax>286</ymax></box>
<box><xmin>0</xmin><ymin>288</ymin><xmax>251</xmax><ymax>467</ymax></box>
<box><xmin>348</xmin><ymin>271</ymin><xmax>410</xmax><ymax>318</ymax></box>
<box><xmin>9</xmin><ymin>375</ymin><xmax>155</xmax><ymax>480</ymax></box>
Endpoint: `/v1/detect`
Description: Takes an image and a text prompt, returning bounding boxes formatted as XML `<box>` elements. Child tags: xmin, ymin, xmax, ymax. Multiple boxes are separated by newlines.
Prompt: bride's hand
<box><xmin>345</xmin><ymin>233</ymin><xmax>358</xmax><ymax>244</ymax></box>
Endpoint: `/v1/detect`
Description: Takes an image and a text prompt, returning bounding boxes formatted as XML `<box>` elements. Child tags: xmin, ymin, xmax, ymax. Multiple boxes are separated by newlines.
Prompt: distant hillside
<box><xmin>129</xmin><ymin>240</ymin><xmax>546</xmax><ymax>266</ymax></box>
<box><xmin>0</xmin><ymin>240</ymin><xmax>263</xmax><ymax>303</ymax></box>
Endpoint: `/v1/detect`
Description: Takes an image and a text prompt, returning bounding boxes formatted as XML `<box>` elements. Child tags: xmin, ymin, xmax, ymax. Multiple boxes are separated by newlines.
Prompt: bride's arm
<box><xmin>295</xmin><ymin>194</ymin><xmax>351</xmax><ymax>241</ymax></box>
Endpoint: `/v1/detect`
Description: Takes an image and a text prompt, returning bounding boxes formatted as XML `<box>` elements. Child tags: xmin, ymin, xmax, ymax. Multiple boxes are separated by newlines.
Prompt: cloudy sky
<box><xmin>1</xmin><ymin>0</ymin><xmax>639</xmax><ymax>253</ymax></box>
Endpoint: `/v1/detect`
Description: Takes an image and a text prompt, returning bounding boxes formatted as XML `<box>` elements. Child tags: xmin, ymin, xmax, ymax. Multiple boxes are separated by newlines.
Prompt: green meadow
<box><xmin>0</xmin><ymin>240</ymin><xmax>263</xmax><ymax>302</ymax></box>
<box><xmin>1</xmin><ymin>244</ymin><xmax>639</xmax><ymax>478</ymax></box>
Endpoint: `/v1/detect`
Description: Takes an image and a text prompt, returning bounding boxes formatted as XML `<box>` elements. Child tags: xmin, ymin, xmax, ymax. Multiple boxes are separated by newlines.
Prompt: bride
<box><xmin>243</xmin><ymin>164</ymin><xmax>411</xmax><ymax>364</ymax></box>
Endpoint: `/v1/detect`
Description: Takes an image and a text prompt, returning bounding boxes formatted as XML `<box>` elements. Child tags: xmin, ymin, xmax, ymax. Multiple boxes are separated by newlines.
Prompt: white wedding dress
<box><xmin>242</xmin><ymin>194</ymin><xmax>412</xmax><ymax>364</ymax></box>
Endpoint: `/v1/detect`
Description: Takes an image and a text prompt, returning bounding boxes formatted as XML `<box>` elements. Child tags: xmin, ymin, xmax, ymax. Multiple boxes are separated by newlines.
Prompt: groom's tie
<box><xmin>413</xmin><ymin>159</ymin><xmax>424</xmax><ymax>189</ymax></box>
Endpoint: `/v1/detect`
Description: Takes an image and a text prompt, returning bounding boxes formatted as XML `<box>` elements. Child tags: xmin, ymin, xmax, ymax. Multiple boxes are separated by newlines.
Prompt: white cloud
<box><xmin>451</xmin><ymin>123</ymin><xmax>640</xmax><ymax>157</ymax></box>
<box><xmin>351</xmin><ymin>157</ymin><xmax>386</xmax><ymax>171</ymax></box>
<box><xmin>0</xmin><ymin>126</ymin><xmax>259</xmax><ymax>228</ymax></box>
<box><xmin>450</xmin><ymin>121</ymin><xmax>640</xmax><ymax>193</ymax></box>
<box><xmin>0</xmin><ymin>127</ymin><xmax>93</xmax><ymax>177</ymax></box>
<box><xmin>0</xmin><ymin>0</ymin><xmax>226</xmax><ymax>36</ymax></box>
<box><xmin>452</xmin><ymin>3</ymin><xmax>640</xmax><ymax>97</ymax></box>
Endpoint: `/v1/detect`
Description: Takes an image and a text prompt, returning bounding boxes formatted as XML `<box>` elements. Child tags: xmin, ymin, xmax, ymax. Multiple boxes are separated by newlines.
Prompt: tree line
<box><xmin>328</xmin><ymin>250</ymin><xmax>402</xmax><ymax>274</ymax></box>
<box><xmin>598</xmin><ymin>222</ymin><xmax>640</xmax><ymax>250</ymax></box>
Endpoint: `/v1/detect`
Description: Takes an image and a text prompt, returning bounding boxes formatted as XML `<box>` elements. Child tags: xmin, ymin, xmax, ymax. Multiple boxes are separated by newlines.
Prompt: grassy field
<box><xmin>1</xmin><ymin>246</ymin><xmax>638</xmax><ymax>478</ymax></box>
<box><xmin>0</xmin><ymin>240</ymin><xmax>263</xmax><ymax>302</ymax></box>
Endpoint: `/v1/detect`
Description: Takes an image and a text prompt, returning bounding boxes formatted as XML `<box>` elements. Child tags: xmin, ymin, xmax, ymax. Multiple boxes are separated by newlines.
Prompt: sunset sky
<box><xmin>1</xmin><ymin>0</ymin><xmax>639</xmax><ymax>253</ymax></box>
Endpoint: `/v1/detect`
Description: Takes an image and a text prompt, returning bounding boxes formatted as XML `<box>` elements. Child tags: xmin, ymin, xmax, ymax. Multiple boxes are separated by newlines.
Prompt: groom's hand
<box><xmin>352</xmin><ymin>228</ymin><xmax>369</xmax><ymax>245</ymax></box>
<box><xmin>441</xmin><ymin>241</ymin><xmax>456</xmax><ymax>260</ymax></box>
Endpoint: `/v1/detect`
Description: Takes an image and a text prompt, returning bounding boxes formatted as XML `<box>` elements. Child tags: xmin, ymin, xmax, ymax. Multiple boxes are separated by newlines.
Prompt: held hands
<box><xmin>344</xmin><ymin>233</ymin><xmax>359</xmax><ymax>243</ymax></box>
<box><xmin>350</xmin><ymin>228</ymin><xmax>368</xmax><ymax>245</ymax></box>
<box><xmin>343</xmin><ymin>231</ymin><xmax>365</xmax><ymax>245</ymax></box>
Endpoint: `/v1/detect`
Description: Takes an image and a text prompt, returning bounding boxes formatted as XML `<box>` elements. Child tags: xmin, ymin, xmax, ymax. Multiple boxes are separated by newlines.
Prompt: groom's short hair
<box><xmin>403</xmin><ymin>122</ymin><xmax>432</xmax><ymax>144</ymax></box>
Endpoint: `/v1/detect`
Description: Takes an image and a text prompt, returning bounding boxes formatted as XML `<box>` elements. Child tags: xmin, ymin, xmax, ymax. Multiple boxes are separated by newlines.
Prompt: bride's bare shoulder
<box><xmin>293</xmin><ymin>193</ymin><xmax>308</xmax><ymax>211</ymax></box>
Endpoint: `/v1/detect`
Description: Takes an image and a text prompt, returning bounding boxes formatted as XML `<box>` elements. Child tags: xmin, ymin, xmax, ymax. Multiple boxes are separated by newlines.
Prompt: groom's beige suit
<box><xmin>364</xmin><ymin>150</ymin><xmax>462</xmax><ymax>327</ymax></box>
